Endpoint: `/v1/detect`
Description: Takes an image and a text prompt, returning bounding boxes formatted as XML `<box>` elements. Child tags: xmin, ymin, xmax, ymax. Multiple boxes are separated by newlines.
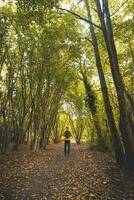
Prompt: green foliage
<box><xmin>0</xmin><ymin>0</ymin><xmax>84</xmax><ymax>151</ymax></box>
<box><xmin>17</xmin><ymin>0</ymin><xmax>59</xmax><ymax>10</ymax></box>
<box><xmin>89</xmin><ymin>134</ymin><xmax>112</xmax><ymax>154</ymax></box>
<box><xmin>83</xmin><ymin>75</ymin><xmax>97</xmax><ymax>116</ymax></box>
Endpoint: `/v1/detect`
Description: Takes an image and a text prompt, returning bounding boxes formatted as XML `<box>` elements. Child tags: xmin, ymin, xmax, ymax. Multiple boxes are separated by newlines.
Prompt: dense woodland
<box><xmin>0</xmin><ymin>0</ymin><xmax>134</xmax><ymax>171</ymax></box>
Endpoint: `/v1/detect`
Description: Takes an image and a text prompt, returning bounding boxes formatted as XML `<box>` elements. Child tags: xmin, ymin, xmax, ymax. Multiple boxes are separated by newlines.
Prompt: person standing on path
<box><xmin>63</xmin><ymin>127</ymin><xmax>72</xmax><ymax>155</ymax></box>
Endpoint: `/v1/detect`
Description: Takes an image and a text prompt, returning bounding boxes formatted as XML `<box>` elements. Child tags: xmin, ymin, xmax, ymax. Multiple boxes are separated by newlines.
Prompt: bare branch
<box><xmin>85</xmin><ymin>37</ymin><xmax>94</xmax><ymax>47</ymax></box>
<box><xmin>111</xmin><ymin>0</ymin><xmax>129</xmax><ymax>17</ymax></box>
<box><xmin>91</xmin><ymin>6</ymin><xmax>99</xmax><ymax>14</ymax></box>
<box><xmin>58</xmin><ymin>7</ymin><xmax>102</xmax><ymax>30</ymax></box>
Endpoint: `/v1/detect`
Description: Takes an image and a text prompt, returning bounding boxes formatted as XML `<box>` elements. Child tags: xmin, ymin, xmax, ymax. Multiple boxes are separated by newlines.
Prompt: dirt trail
<box><xmin>0</xmin><ymin>143</ymin><xmax>134</xmax><ymax>200</ymax></box>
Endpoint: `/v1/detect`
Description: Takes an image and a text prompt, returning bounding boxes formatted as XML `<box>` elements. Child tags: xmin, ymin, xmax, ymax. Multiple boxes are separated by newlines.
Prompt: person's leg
<box><xmin>68</xmin><ymin>141</ymin><xmax>70</xmax><ymax>154</ymax></box>
<box><xmin>64</xmin><ymin>141</ymin><xmax>67</xmax><ymax>155</ymax></box>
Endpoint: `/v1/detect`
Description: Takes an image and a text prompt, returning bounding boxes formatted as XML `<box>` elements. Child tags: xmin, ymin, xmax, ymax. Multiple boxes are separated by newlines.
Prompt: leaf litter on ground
<box><xmin>0</xmin><ymin>143</ymin><xmax>134</xmax><ymax>200</ymax></box>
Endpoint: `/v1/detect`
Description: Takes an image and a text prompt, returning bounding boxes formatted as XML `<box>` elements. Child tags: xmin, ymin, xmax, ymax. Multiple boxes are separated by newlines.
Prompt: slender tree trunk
<box><xmin>39</xmin><ymin>127</ymin><xmax>45</xmax><ymax>149</ymax></box>
<box><xmin>93</xmin><ymin>115</ymin><xmax>102</xmax><ymax>139</ymax></box>
<box><xmin>30</xmin><ymin>131</ymin><xmax>37</xmax><ymax>150</ymax></box>
<box><xmin>125</xmin><ymin>90</ymin><xmax>134</xmax><ymax>115</ymax></box>
<box><xmin>94</xmin><ymin>0</ymin><xmax>134</xmax><ymax>170</ymax></box>
<box><xmin>84</xmin><ymin>0</ymin><xmax>125</xmax><ymax>166</ymax></box>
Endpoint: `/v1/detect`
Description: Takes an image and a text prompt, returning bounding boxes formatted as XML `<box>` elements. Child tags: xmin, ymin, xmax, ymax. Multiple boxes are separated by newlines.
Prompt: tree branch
<box><xmin>85</xmin><ymin>37</ymin><xmax>94</xmax><ymax>47</ymax></box>
<box><xmin>58</xmin><ymin>7</ymin><xmax>102</xmax><ymax>30</ymax></box>
<box><xmin>111</xmin><ymin>0</ymin><xmax>129</xmax><ymax>17</ymax></box>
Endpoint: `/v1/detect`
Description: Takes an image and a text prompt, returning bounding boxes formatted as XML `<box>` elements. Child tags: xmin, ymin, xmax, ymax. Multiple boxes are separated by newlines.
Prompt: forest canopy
<box><xmin>0</xmin><ymin>0</ymin><xmax>134</xmax><ymax>170</ymax></box>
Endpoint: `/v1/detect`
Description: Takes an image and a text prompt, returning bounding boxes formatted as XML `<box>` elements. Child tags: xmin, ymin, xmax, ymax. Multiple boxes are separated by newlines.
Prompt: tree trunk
<box><xmin>82</xmin><ymin>73</ymin><xmax>102</xmax><ymax>141</ymax></box>
<box><xmin>94</xmin><ymin>0</ymin><xmax>134</xmax><ymax>170</ymax></box>
<box><xmin>84</xmin><ymin>0</ymin><xmax>125</xmax><ymax>166</ymax></box>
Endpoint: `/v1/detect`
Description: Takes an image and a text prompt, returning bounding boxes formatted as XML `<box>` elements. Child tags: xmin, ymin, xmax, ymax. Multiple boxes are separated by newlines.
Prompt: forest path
<box><xmin>0</xmin><ymin>143</ymin><xmax>134</xmax><ymax>200</ymax></box>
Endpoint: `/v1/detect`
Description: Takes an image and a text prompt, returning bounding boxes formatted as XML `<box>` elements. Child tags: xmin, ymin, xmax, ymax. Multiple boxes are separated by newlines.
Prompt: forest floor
<box><xmin>0</xmin><ymin>143</ymin><xmax>134</xmax><ymax>200</ymax></box>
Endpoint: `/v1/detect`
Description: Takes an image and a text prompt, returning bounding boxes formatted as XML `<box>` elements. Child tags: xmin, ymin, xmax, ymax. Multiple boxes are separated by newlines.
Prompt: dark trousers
<box><xmin>64</xmin><ymin>140</ymin><xmax>70</xmax><ymax>154</ymax></box>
